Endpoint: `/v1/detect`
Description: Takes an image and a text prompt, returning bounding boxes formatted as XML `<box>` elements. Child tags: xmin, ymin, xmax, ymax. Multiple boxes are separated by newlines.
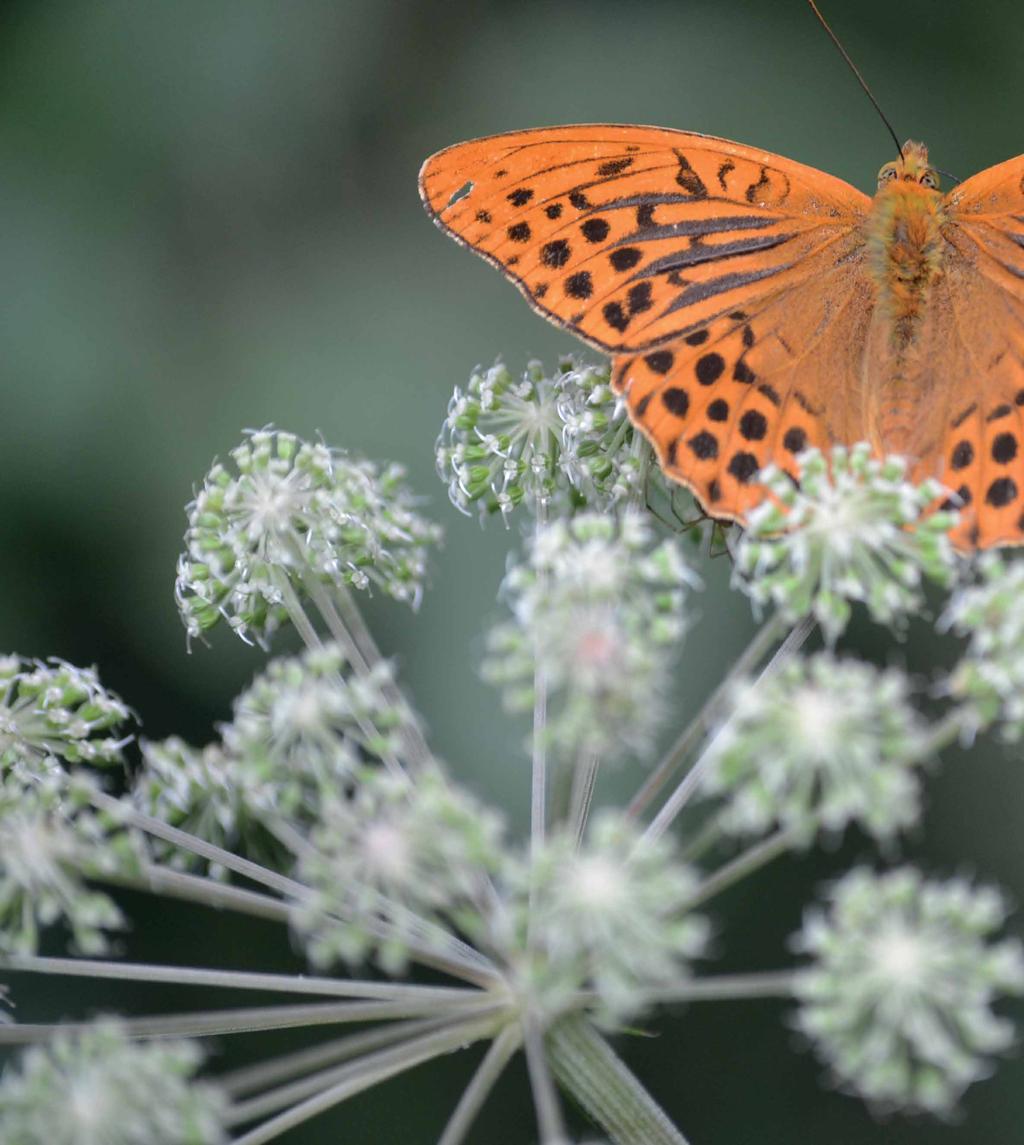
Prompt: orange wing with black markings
<box><xmin>420</xmin><ymin>125</ymin><xmax>873</xmax><ymax>522</ymax></box>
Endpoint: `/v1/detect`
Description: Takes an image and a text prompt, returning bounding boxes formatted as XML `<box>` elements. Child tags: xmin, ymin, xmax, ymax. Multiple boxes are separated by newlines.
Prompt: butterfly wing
<box><xmin>420</xmin><ymin>125</ymin><xmax>873</xmax><ymax>519</ymax></box>
<box><xmin>917</xmin><ymin>158</ymin><xmax>1024</xmax><ymax>547</ymax></box>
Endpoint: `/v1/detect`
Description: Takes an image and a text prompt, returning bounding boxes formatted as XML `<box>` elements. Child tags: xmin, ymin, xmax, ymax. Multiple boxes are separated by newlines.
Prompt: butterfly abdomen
<box><xmin>863</xmin><ymin>159</ymin><xmax>947</xmax><ymax>453</ymax></box>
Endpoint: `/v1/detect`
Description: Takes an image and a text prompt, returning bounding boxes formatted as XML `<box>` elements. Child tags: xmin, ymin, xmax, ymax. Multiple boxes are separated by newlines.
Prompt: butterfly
<box><xmin>419</xmin><ymin>124</ymin><xmax>1024</xmax><ymax>549</ymax></box>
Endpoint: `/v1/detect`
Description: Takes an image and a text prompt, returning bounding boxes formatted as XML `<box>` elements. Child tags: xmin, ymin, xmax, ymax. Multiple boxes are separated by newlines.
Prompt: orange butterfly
<box><xmin>420</xmin><ymin>125</ymin><xmax>1024</xmax><ymax>549</ymax></box>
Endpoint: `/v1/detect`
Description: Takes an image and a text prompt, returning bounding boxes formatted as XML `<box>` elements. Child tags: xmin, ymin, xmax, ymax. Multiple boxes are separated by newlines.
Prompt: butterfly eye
<box><xmin>920</xmin><ymin>170</ymin><xmax>939</xmax><ymax>189</ymax></box>
<box><xmin>877</xmin><ymin>165</ymin><xmax>898</xmax><ymax>184</ymax></box>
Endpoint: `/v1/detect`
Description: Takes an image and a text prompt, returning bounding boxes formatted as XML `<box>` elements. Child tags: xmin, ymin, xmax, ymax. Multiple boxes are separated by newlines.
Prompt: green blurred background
<box><xmin>1</xmin><ymin>0</ymin><xmax>1023</xmax><ymax>1140</ymax></box>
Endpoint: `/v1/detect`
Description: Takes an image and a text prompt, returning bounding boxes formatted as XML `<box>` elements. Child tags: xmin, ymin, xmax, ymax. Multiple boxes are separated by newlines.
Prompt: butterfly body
<box><xmin>421</xmin><ymin>126</ymin><xmax>1024</xmax><ymax>547</ymax></box>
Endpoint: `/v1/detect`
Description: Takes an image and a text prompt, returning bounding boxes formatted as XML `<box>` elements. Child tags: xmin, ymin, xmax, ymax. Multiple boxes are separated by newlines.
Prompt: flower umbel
<box><xmin>175</xmin><ymin>428</ymin><xmax>441</xmax><ymax>643</ymax></box>
<box><xmin>702</xmin><ymin>654</ymin><xmax>927</xmax><ymax>843</ymax></box>
<box><xmin>794</xmin><ymin>868</ymin><xmax>1024</xmax><ymax>1112</ymax></box>
<box><xmin>292</xmin><ymin>765</ymin><xmax>504</xmax><ymax>973</ymax></box>
<box><xmin>734</xmin><ymin>444</ymin><xmax>958</xmax><ymax>642</ymax></box>
<box><xmin>523</xmin><ymin>812</ymin><xmax>708</xmax><ymax>1023</ymax></box>
<box><xmin>436</xmin><ymin>358</ymin><xmax>657</xmax><ymax>520</ymax></box>
<box><xmin>944</xmin><ymin>552</ymin><xmax>1024</xmax><ymax>739</ymax></box>
<box><xmin>0</xmin><ymin>656</ymin><xmax>131</xmax><ymax>779</ymax></box>
<box><xmin>0</xmin><ymin>772</ymin><xmax>137</xmax><ymax>955</ymax></box>
<box><xmin>483</xmin><ymin>512</ymin><xmax>698</xmax><ymax>761</ymax></box>
<box><xmin>0</xmin><ymin>1020</ymin><xmax>227</xmax><ymax>1144</ymax></box>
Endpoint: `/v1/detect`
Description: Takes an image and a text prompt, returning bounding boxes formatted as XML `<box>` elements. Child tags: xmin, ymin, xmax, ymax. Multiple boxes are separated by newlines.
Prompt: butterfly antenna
<box><xmin>806</xmin><ymin>0</ymin><xmax>904</xmax><ymax>160</ymax></box>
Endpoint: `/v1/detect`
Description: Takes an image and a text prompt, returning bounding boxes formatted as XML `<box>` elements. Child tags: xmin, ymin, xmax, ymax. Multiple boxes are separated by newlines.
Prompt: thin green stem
<box><xmin>568</xmin><ymin>751</ymin><xmax>600</xmax><ymax>848</ymax></box>
<box><xmin>229</xmin><ymin>1013</ymin><xmax>503</xmax><ymax>1144</ymax></box>
<box><xmin>0</xmin><ymin>997</ymin><xmax>498</xmax><ymax>1045</ymax></box>
<box><xmin>644</xmin><ymin>616</ymin><xmax>815</xmax><ymax>842</ymax></box>
<box><xmin>219</xmin><ymin>1016</ymin><xmax>457</xmax><ymax>1099</ymax></box>
<box><xmin>437</xmin><ymin>1023</ymin><xmax>522</xmax><ymax>1145</ymax></box>
<box><xmin>634</xmin><ymin>970</ymin><xmax>798</xmax><ymax>1005</ymax></box>
<box><xmin>677</xmin><ymin>813</ymin><xmax>724</xmax><ymax>864</ymax></box>
<box><xmin>689</xmin><ymin>828</ymin><xmax>798</xmax><ymax>907</ymax></box>
<box><xmin>628</xmin><ymin>613</ymin><xmax>789</xmax><ymax>821</ymax></box>
<box><xmin>0</xmin><ymin>954</ymin><xmax>481</xmax><ymax>1003</ymax></box>
<box><xmin>523</xmin><ymin>1014</ymin><xmax>568</xmax><ymax>1144</ymax></box>
<box><xmin>107</xmin><ymin>864</ymin><xmax>291</xmax><ymax>925</ymax></box>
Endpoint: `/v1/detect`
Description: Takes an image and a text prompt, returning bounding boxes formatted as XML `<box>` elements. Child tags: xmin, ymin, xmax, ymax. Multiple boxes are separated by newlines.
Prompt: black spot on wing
<box><xmin>673</xmin><ymin>150</ymin><xmax>708</xmax><ymax>199</ymax></box>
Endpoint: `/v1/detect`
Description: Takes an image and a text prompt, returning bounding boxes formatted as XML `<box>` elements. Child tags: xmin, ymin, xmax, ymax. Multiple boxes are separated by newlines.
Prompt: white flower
<box><xmin>734</xmin><ymin>444</ymin><xmax>959</xmax><ymax>642</ymax></box>
<box><xmin>793</xmin><ymin>868</ymin><xmax>1024</xmax><ymax>1112</ymax></box>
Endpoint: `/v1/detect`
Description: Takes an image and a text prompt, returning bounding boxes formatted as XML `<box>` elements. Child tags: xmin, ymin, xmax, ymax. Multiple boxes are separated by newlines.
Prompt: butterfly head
<box><xmin>877</xmin><ymin>141</ymin><xmax>940</xmax><ymax>191</ymax></box>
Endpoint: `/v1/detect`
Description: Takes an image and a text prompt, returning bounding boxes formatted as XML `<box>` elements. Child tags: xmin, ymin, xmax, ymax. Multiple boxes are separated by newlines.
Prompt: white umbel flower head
<box><xmin>0</xmin><ymin>1020</ymin><xmax>227</xmax><ymax>1144</ymax></box>
<box><xmin>0</xmin><ymin>656</ymin><xmax>131</xmax><ymax>779</ymax></box>
<box><xmin>793</xmin><ymin>867</ymin><xmax>1024</xmax><ymax>1113</ymax></box>
<box><xmin>137</xmin><ymin>644</ymin><xmax>421</xmax><ymax>874</ymax></box>
<box><xmin>483</xmin><ymin>512</ymin><xmax>699</xmax><ymax>761</ymax></box>
<box><xmin>734</xmin><ymin>444</ymin><xmax>958</xmax><ymax>642</ymax></box>
<box><xmin>175</xmin><ymin>429</ymin><xmax>441</xmax><ymax>644</ymax></box>
<box><xmin>943</xmin><ymin>553</ymin><xmax>1024</xmax><ymax>739</ymax></box>
<box><xmin>702</xmin><ymin>654</ymin><xmax>928</xmax><ymax>843</ymax></box>
<box><xmin>0</xmin><ymin>773</ymin><xmax>137</xmax><ymax>955</ymax></box>
<box><xmin>523</xmin><ymin>812</ymin><xmax>709</xmax><ymax>1023</ymax></box>
<box><xmin>436</xmin><ymin>358</ymin><xmax>658</xmax><ymax>521</ymax></box>
<box><xmin>293</xmin><ymin>765</ymin><xmax>505</xmax><ymax>973</ymax></box>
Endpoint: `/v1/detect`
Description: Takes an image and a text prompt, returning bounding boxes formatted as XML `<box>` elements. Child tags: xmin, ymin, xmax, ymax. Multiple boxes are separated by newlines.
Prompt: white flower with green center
<box><xmin>483</xmin><ymin>513</ymin><xmax>698</xmax><ymax>761</ymax></box>
<box><xmin>944</xmin><ymin>552</ymin><xmax>1024</xmax><ymax>738</ymax></box>
<box><xmin>702</xmin><ymin>654</ymin><xmax>927</xmax><ymax>843</ymax></box>
<box><xmin>0</xmin><ymin>656</ymin><xmax>131</xmax><ymax>778</ymax></box>
<box><xmin>794</xmin><ymin>868</ymin><xmax>1024</xmax><ymax>1112</ymax></box>
<box><xmin>436</xmin><ymin>358</ymin><xmax>656</xmax><ymax>520</ymax></box>
<box><xmin>734</xmin><ymin>444</ymin><xmax>959</xmax><ymax>642</ymax></box>
<box><xmin>0</xmin><ymin>1021</ymin><xmax>226</xmax><ymax>1144</ymax></box>
<box><xmin>175</xmin><ymin>428</ymin><xmax>441</xmax><ymax>644</ymax></box>
<box><xmin>522</xmin><ymin>812</ymin><xmax>708</xmax><ymax>1024</ymax></box>
<box><xmin>293</xmin><ymin>765</ymin><xmax>505</xmax><ymax>973</ymax></box>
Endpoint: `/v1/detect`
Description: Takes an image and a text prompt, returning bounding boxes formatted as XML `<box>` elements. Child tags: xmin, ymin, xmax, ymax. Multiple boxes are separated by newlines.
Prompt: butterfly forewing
<box><xmin>420</xmin><ymin>124</ymin><xmax>873</xmax><ymax>520</ymax></box>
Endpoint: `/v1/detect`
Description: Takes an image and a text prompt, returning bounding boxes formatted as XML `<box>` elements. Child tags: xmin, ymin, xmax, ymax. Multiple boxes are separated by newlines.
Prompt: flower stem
<box><xmin>636</xmin><ymin>970</ymin><xmax>797</xmax><ymax>1004</ymax></box>
<box><xmin>689</xmin><ymin>828</ymin><xmax>798</xmax><ymax>906</ymax></box>
<box><xmin>643</xmin><ymin>616</ymin><xmax>815</xmax><ymax>842</ymax></box>
<box><xmin>0</xmin><ymin>997</ymin><xmax>500</xmax><ymax>1044</ymax></box>
<box><xmin>0</xmin><ymin>953</ymin><xmax>481</xmax><ymax>1002</ymax></box>
<box><xmin>523</xmin><ymin>1014</ymin><xmax>568</xmax><ymax>1144</ymax></box>
<box><xmin>229</xmin><ymin>1012</ymin><xmax>503</xmax><ymax>1144</ymax></box>
<box><xmin>628</xmin><ymin>613</ymin><xmax>790</xmax><ymax>821</ymax></box>
<box><xmin>568</xmin><ymin>751</ymin><xmax>600</xmax><ymax>847</ymax></box>
<box><xmin>547</xmin><ymin>1014</ymin><xmax>690</xmax><ymax>1145</ymax></box>
<box><xmin>437</xmin><ymin>1023</ymin><xmax>522</xmax><ymax>1145</ymax></box>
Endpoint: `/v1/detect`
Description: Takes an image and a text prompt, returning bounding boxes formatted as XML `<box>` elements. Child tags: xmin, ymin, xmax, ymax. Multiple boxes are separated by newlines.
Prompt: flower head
<box><xmin>0</xmin><ymin>656</ymin><xmax>131</xmax><ymax>779</ymax></box>
<box><xmin>0</xmin><ymin>1021</ymin><xmax>226</xmax><ymax>1144</ymax></box>
<box><xmin>944</xmin><ymin>553</ymin><xmax>1024</xmax><ymax>739</ymax></box>
<box><xmin>436</xmin><ymin>358</ymin><xmax>658</xmax><ymax>521</ymax></box>
<box><xmin>136</xmin><ymin>644</ymin><xmax>421</xmax><ymax>874</ymax></box>
<box><xmin>175</xmin><ymin>429</ymin><xmax>441</xmax><ymax>644</ymax></box>
<box><xmin>483</xmin><ymin>512</ymin><xmax>698</xmax><ymax>761</ymax></box>
<box><xmin>522</xmin><ymin>813</ymin><xmax>708</xmax><ymax>1023</ymax></box>
<box><xmin>292</xmin><ymin>765</ymin><xmax>505</xmax><ymax>973</ymax></box>
<box><xmin>734</xmin><ymin>444</ymin><xmax>958</xmax><ymax>642</ymax></box>
<box><xmin>0</xmin><ymin>772</ymin><xmax>138</xmax><ymax>955</ymax></box>
<box><xmin>794</xmin><ymin>867</ymin><xmax>1024</xmax><ymax>1112</ymax></box>
<box><xmin>702</xmin><ymin>654</ymin><xmax>927</xmax><ymax>843</ymax></box>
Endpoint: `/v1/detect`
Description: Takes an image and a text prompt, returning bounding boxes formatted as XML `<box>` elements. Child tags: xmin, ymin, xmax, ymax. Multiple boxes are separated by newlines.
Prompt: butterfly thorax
<box><xmin>862</xmin><ymin>141</ymin><xmax>947</xmax><ymax>454</ymax></box>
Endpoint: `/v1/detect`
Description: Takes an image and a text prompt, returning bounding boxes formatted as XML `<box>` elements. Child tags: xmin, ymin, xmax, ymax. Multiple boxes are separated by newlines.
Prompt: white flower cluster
<box><xmin>702</xmin><ymin>654</ymin><xmax>927</xmax><ymax>843</ymax></box>
<box><xmin>794</xmin><ymin>868</ymin><xmax>1024</xmax><ymax>1112</ymax></box>
<box><xmin>944</xmin><ymin>553</ymin><xmax>1024</xmax><ymax>739</ymax></box>
<box><xmin>735</xmin><ymin>444</ymin><xmax>959</xmax><ymax>642</ymax></box>
<box><xmin>436</xmin><ymin>358</ymin><xmax>657</xmax><ymax>520</ymax></box>
<box><xmin>483</xmin><ymin>513</ymin><xmax>698</xmax><ymax>761</ymax></box>
<box><xmin>0</xmin><ymin>655</ymin><xmax>131</xmax><ymax>780</ymax></box>
<box><xmin>175</xmin><ymin>428</ymin><xmax>441</xmax><ymax>643</ymax></box>
<box><xmin>136</xmin><ymin>643</ymin><xmax>417</xmax><ymax>874</ymax></box>
<box><xmin>0</xmin><ymin>1021</ymin><xmax>227</xmax><ymax>1144</ymax></box>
